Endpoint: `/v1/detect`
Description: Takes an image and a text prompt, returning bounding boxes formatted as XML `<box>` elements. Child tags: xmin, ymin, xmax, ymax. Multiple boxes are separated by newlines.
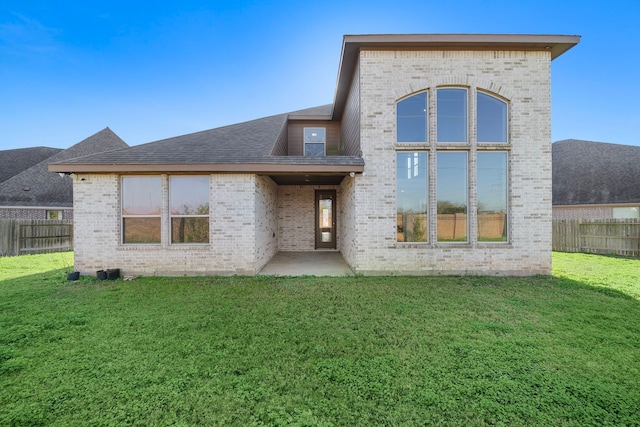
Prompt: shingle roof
<box><xmin>552</xmin><ymin>139</ymin><xmax>640</xmax><ymax>205</ymax></box>
<box><xmin>56</xmin><ymin>114</ymin><xmax>289</xmax><ymax>166</ymax></box>
<box><xmin>0</xmin><ymin>146</ymin><xmax>62</xmax><ymax>184</ymax></box>
<box><xmin>50</xmin><ymin>107</ymin><xmax>365</xmax><ymax>173</ymax></box>
<box><xmin>0</xmin><ymin>127</ymin><xmax>128</xmax><ymax>207</ymax></box>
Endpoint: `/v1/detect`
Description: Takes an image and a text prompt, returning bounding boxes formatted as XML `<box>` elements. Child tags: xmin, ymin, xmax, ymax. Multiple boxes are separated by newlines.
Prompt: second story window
<box><xmin>437</xmin><ymin>88</ymin><xmax>467</xmax><ymax>143</ymax></box>
<box><xmin>397</xmin><ymin>92</ymin><xmax>428</xmax><ymax>143</ymax></box>
<box><xmin>304</xmin><ymin>128</ymin><xmax>326</xmax><ymax>156</ymax></box>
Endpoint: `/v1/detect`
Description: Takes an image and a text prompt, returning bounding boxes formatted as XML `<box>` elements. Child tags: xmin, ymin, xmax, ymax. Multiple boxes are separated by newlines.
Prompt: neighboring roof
<box><xmin>0</xmin><ymin>128</ymin><xmax>128</xmax><ymax>207</ymax></box>
<box><xmin>333</xmin><ymin>33</ymin><xmax>580</xmax><ymax>118</ymax></box>
<box><xmin>553</xmin><ymin>139</ymin><xmax>640</xmax><ymax>206</ymax></box>
<box><xmin>0</xmin><ymin>146</ymin><xmax>62</xmax><ymax>184</ymax></box>
<box><xmin>50</xmin><ymin>109</ymin><xmax>365</xmax><ymax>174</ymax></box>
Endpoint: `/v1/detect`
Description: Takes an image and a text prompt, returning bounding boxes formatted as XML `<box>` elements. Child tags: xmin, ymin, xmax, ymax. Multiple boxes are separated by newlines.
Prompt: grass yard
<box><xmin>1</xmin><ymin>252</ymin><xmax>639</xmax><ymax>426</ymax></box>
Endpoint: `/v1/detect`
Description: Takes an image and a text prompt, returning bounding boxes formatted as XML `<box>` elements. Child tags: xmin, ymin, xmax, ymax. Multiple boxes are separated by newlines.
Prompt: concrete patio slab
<box><xmin>259</xmin><ymin>251</ymin><xmax>354</xmax><ymax>276</ymax></box>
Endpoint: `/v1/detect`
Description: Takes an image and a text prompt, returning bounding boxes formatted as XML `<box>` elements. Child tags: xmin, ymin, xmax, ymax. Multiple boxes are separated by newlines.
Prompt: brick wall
<box><xmin>352</xmin><ymin>49</ymin><xmax>553</xmax><ymax>275</ymax></box>
<box><xmin>277</xmin><ymin>185</ymin><xmax>341</xmax><ymax>252</ymax></box>
<box><xmin>255</xmin><ymin>176</ymin><xmax>278</xmax><ymax>270</ymax></box>
<box><xmin>73</xmin><ymin>173</ymin><xmax>265</xmax><ymax>276</ymax></box>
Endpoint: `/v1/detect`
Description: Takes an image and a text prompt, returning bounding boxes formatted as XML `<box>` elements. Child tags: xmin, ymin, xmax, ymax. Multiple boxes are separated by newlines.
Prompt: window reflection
<box><xmin>477</xmin><ymin>92</ymin><xmax>507</xmax><ymax>143</ymax></box>
<box><xmin>397</xmin><ymin>92</ymin><xmax>428</xmax><ymax>143</ymax></box>
<box><xmin>122</xmin><ymin>176</ymin><xmax>162</xmax><ymax>244</ymax></box>
<box><xmin>170</xmin><ymin>176</ymin><xmax>210</xmax><ymax>244</ymax></box>
<box><xmin>437</xmin><ymin>88</ymin><xmax>467</xmax><ymax>143</ymax></box>
<box><xmin>437</xmin><ymin>152</ymin><xmax>467</xmax><ymax>242</ymax></box>
<box><xmin>397</xmin><ymin>152</ymin><xmax>428</xmax><ymax>242</ymax></box>
<box><xmin>477</xmin><ymin>152</ymin><xmax>508</xmax><ymax>242</ymax></box>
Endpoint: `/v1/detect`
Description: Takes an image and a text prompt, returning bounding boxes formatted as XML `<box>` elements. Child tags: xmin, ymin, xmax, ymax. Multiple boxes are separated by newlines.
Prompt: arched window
<box><xmin>477</xmin><ymin>92</ymin><xmax>507</xmax><ymax>143</ymax></box>
<box><xmin>396</xmin><ymin>87</ymin><xmax>510</xmax><ymax>244</ymax></box>
<box><xmin>397</xmin><ymin>92</ymin><xmax>427</xmax><ymax>143</ymax></box>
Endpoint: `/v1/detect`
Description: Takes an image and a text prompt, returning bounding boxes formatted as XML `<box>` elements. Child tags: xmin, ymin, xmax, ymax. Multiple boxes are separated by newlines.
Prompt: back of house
<box><xmin>51</xmin><ymin>33</ymin><xmax>579</xmax><ymax>276</ymax></box>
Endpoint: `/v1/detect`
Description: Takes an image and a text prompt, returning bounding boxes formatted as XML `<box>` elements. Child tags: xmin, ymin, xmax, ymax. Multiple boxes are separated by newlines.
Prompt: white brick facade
<box><xmin>70</xmin><ymin>43</ymin><xmax>562</xmax><ymax>276</ymax></box>
<box><xmin>350</xmin><ymin>50</ymin><xmax>553</xmax><ymax>275</ymax></box>
<box><xmin>73</xmin><ymin>173</ymin><xmax>278</xmax><ymax>276</ymax></box>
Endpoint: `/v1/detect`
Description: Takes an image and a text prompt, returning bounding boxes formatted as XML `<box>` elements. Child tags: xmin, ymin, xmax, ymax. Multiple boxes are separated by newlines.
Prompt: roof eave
<box><xmin>49</xmin><ymin>162</ymin><xmax>365</xmax><ymax>174</ymax></box>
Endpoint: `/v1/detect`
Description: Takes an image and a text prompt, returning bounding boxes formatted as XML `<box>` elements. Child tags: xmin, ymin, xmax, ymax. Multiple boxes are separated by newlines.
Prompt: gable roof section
<box><xmin>0</xmin><ymin>146</ymin><xmax>62</xmax><ymax>184</ymax></box>
<box><xmin>553</xmin><ymin>139</ymin><xmax>640</xmax><ymax>206</ymax></box>
<box><xmin>0</xmin><ymin>127</ymin><xmax>128</xmax><ymax>207</ymax></box>
<box><xmin>50</xmin><ymin>109</ymin><xmax>365</xmax><ymax>174</ymax></box>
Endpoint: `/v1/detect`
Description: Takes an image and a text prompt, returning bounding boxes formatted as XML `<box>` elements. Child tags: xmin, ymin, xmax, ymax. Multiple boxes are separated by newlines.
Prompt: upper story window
<box><xmin>477</xmin><ymin>92</ymin><xmax>508</xmax><ymax>143</ymax></box>
<box><xmin>122</xmin><ymin>176</ymin><xmax>162</xmax><ymax>244</ymax></box>
<box><xmin>397</xmin><ymin>92</ymin><xmax>428</xmax><ymax>143</ymax></box>
<box><xmin>437</xmin><ymin>88</ymin><xmax>467</xmax><ymax>143</ymax></box>
<box><xmin>304</xmin><ymin>127</ymin><xmax>326</xmax><ymax>156</ymax></box>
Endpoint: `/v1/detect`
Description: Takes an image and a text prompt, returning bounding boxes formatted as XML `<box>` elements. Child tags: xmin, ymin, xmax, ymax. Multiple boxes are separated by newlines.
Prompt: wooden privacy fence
<box><xmin>0</xmin><ymin>219</ymin><xmax>73</xmax><ymax>256</ymax></box>
<box><xmin>553</xmin><ymin>218</ymin><xmax>640</xmax><ymax>257</ymax></box>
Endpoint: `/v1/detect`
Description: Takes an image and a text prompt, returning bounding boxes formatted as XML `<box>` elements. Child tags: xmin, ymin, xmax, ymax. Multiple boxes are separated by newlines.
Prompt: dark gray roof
<box><xmin>0</xmin><ymin>128</ymin><xmax>128</xmax><ymax>207</ymax></box>
<box><xmin>553</xmin><ymin>139</ymin><xmax>640</xmax><ymax>205</ymax></box>
<box><xmin>51</xmin><ymin>107</ymin><xmax>365</xmax><ymax>172</ymax></box>
<box><xmin>56</xmin><ymin>114</ymin><xmax>289</xmax><ymax>166</ymax></box>
<box><xmin>0</xmin><ymin>146</ymin><xmax>62</xmax><ymax>184</ymax></box>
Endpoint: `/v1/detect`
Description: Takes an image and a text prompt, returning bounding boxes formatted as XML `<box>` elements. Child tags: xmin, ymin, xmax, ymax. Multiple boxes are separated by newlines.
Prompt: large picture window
<box><xmin>170</xmin><ymin>176</ymin><xmax>210</xmax><ymax>243</ymax></box>
<box><xmin>122</xmin><ymin>176</ymin><xmax>162</xmax><ymax>244</ymax></box>
<box><xmin>121</xmin><ymin>175</ymin><xmax>210</xmax><ymax>245</ymax></box>
<box><xmin>396</xmin><ymin>87</ymin><xmax>509</xmax><ymax>244</ymax></box>
<box><xmin>396</xmin><ymin>152</ymin><xmax>428</xmax><ymax>242</ymax></box>
<box><xmin>477</xmin><ymin>152</ymin><xmax>508</xmax><ymax>241</ymax></box>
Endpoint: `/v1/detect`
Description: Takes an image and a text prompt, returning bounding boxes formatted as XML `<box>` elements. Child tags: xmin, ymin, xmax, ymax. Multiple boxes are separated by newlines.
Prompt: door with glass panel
<box><xmin>315</xmin><ymin>190</ymin><xmax>336</xmax><ymax>249</ymax></box>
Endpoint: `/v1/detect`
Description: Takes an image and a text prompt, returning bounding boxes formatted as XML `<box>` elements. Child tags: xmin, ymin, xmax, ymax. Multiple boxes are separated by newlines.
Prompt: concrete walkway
<box><xmin>259</xmin><ymin>251</ymin><xmax>354</xmax><ymax>276</ymax></box>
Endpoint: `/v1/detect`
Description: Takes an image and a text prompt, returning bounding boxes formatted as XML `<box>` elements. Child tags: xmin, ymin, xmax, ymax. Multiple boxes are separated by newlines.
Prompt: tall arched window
<box><xmin>397</xmin><ymin>92</ymin><xmax>427</xmax><ymax>143</ymax></box>
<box><xmin>477</xmin><ymin>92</ymin><xmax>507</xmax><ymax>143</ymax></box>
<box><xmin>396</xmin><ymin>87</ymin><xmax>509</xmax><ymax>244</ymax></box>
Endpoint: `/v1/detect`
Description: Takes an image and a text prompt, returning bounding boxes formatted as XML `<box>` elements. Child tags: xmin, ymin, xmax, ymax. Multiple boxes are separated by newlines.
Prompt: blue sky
<box><xmin>1</xmin><ymin>0</ymin><xmax>638</xmax><ymax>150</ymax></box>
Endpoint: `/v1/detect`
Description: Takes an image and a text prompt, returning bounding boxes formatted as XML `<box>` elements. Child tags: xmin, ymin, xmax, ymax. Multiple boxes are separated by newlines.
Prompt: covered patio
<box><xmin>259</xmin><ymin>251</ymin><xmax>354</xmax><ymax>276</ymax></box>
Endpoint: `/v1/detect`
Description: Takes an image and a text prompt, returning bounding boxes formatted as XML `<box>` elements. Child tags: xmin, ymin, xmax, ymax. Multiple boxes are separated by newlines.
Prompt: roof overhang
<box><xmin>48</xmin><ymin>162</ymin><xmax>365</xmax><ymax>174</ymax></box>
<box><xmin>332</xmin><ymin>33</ymin><xmax>581</xmax><ymax>119</ymax></box>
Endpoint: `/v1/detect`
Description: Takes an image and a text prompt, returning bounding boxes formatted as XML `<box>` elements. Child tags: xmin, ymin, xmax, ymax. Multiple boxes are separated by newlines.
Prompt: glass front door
<box><xmin>315</xmin><ymin>190</ymin><xmax>336</xmax><ymax>249</ymax></box>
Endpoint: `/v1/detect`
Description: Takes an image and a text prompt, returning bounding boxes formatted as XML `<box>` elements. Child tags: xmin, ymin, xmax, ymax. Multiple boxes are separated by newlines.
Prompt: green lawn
<box><xmin>1</xmin><ymin>252</ymin><xmax>639</xmax><ymax>426</ymax></box>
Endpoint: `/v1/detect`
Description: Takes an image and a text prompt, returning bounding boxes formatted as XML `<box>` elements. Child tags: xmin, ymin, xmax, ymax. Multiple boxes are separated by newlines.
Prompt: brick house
<box><xmin>1</xmin><ymin>128</ymin><xmax>128</xmax><ymax>220</ymax></box>
<box><xmin>50</xmin><ymin>34</ymin><xmax>579</xmax><ymax>276</ymax></box>
<box><xmin>553</xmin><ymin>139</ymin><xmax>640</xmax><ymax>220</ymax></box>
